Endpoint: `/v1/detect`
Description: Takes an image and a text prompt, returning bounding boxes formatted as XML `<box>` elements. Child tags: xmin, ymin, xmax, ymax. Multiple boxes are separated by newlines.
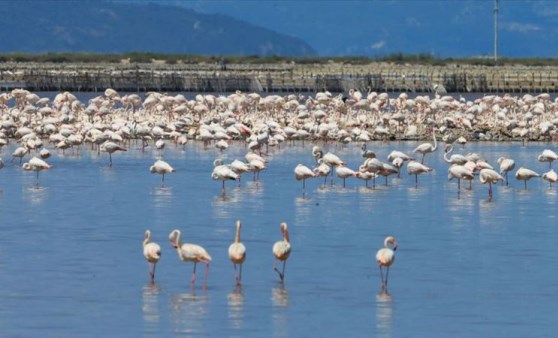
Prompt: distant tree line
<box><xmin>0</xmin><ymin>52</ymin><xmax>557</xmax><ymax>67</ymax></box>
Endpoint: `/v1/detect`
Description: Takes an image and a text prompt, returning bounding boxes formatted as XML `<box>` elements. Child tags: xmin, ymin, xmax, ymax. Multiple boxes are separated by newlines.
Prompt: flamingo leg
<box><xmin>379</xmin><ymin>265</ymin><xmax>385</xmax><ymax>289</ymax></box>
<box><xmin>239</xmin><ymin>264</ymin><xmax>242</xmax><ymax>283</ymax></box>
<box><xmin>281</xmin><ymin>260</ymin><xmax>287</xmax><ymax>282</ymax></box>
<box><xmin>415</xmin><ymin>174</ymin><xmax>418</xmax><ymax>188</ymax></box>
<box><xmin>109</xmin><ymin>153</ymin><xmax>113</xmax><ymax>167</ymax></box>
<box><xmin>524</xmin><ymin>180</ymin><xmax>527</xmax><ymax>190</ymax></box>
<box><xmin>273</xmin><ymin>259</ymin><xmax>284</xmax><ymax>282</ymax></box>
<box><xmin>191</xmin><ymin>262</ymin><xmax>197</xmax><ymax>285</ymax></box>
<box><xmin>36</xmin><ymin>171</ymin><xmax>40</xmax><ymax>187</ymax></box>
<box><xmin>385</xmin><ymin>267</ymin><xmax>390</xmax><ymax>288</ymax></box>
<box><xmin>148</xmin><ymin>262</ymin><xmax>156</xmax><ymax>282</ymax></box>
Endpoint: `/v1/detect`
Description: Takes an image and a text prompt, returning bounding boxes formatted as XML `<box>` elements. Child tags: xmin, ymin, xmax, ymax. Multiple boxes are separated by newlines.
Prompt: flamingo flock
<box><xmin>2</xmin><ymin>88</ymin><xmax>558</xmax><ymax>294</ymax></box>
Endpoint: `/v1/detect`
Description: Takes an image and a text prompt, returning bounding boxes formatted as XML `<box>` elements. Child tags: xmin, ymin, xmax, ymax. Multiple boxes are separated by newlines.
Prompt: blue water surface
<box><xmin>0</xmin><ymin>137</ymin><xmax>557</xmax><ymax>337</ymax></box>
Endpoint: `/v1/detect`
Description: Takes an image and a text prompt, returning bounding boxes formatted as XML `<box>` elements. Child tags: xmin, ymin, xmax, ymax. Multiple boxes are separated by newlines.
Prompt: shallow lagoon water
<box><xmin>1</xmin><ymin>139</ymin><xmax>557</xmax><ymax>337</ymax></box>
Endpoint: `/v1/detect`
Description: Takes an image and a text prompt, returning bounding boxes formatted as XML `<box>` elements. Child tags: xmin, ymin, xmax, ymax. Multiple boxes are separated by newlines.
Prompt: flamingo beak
<box><xmin>393</xmin><ymin>243</ymin><xmax>398</xmax><ymax>251</ymax></box>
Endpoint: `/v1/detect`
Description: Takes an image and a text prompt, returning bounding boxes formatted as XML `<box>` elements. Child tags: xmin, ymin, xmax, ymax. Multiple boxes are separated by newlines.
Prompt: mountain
<box><xmin>164</xmin><ymin>0</ymin><xmax>558</xmax><ymax>58</ymax></box>
<box><xmin>0</xmin><ymin>0</ymin><xmax>316</xmax><ymax>56</ymax></box>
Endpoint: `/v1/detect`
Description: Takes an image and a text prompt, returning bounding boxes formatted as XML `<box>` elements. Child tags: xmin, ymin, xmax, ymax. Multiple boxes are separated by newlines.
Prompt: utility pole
<box><xmin>494</xmin><ymin>0</ymin><xmax>499</xmax><ymax>63</ymax></box>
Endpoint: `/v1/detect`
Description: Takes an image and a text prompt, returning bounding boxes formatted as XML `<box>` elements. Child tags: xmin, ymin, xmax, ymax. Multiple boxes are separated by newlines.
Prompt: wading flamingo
<box><xmin>537</xmin><ymin>149</ymin><xmax>558</xmax><ymax>168</ymax></box>
<box><xmin>376</xmin><ymin>236</ymin><xmax>397</xmax><ymax>291</ymax></box>
<box><xmin>514</xmin><ymin>167</ymin><xmax>540</xmax><ymax>190</ymax></box>
<box><xmin>149</xmin><ymin>160</ymin><xmax>175</xmax><ymax>187</ymax></box>
<box><xmin>479</xmin><ymin>168</ymin><xmax>504</xmax><ymax>200</ymax></box>
<box><xmin>273</xmin><ymin>222</ymin><xmax>291</xmax><ymax>283</ymax></box>
<box><xmin>228</xmin><ymin>220</ymin><xmax>247</xmax><ymax>285</ymax></box>
<box><xmin>542</xmin><ymin>169</ymin><xmax>557</xmax><ymax>188</ymax></box>
<box><xmin>406</xmin><ymin>160</ymin><xmax>432</xmax><ymax>188</ymax></box>
<box><xmin>100</xmin><ymin>141</ymin><xmax>127</xmax><ymax>167</ymax></box>
<box><xmin>497</xmin><ymin>157</ymin><xmax>515</xmax><ymax>186</ymax></box>
<box><xmin>22</xmin><ymin>156</ymin><xmax>52</xmax><ymax>187</ymax></box>
<box><xmin>169</xmin><ymin>229</ymin><xmax>212</xmax><ymax>288</ymax></box>
<box><xmin>143</xmin><ymin>230</ymin><xmax>161</xmax><ymax>282</ymax></box>
<box><xmin>413</xmin><ymin>130</ymin><xmax>437</xmax><ymax>164</ymax></box>
<box><xmin>294</xmin><ymin>163</ymin><xmax>316</xmax><ymax>191</ymax></box>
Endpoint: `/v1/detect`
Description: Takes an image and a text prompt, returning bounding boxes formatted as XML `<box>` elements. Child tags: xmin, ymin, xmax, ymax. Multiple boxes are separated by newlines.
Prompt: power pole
<box><xmin>494</xmin><ymin>0</ymin><xmax>499</xmax><ymax>63</ymax></box>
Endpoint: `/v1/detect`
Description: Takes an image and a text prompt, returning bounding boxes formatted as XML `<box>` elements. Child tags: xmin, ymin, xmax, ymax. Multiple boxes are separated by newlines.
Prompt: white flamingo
<box><xmin>169</xmin><ymin>229</ymin><xmax>212</xmax><ymax>288</ymax></box>
<box><xmin>515</xmin><ymin>167</ymin><xmax>540</xmax><ymax>190</ymax></box>
<box><xmin>273</xmin><ymin>222</ymin><xmax>291</xmax><ymax>283</ymax></box>
<box><xmin>228</xmin><ymin>220</ymin><xmax>246</xmax><ymax>285</ymax></box>
<box><xmin>294</xmin><ymin>163</ymin><xmax>316</xmax><ymax>191</ymax></box>
<box><xmin>497</xmin><ymin>157</ymin><xmax>515</xmax><ymax>186</ymax></box>
<box><xmin>407</xmin><ymin>160</ymin><xmax>432</xmax><ymax>188</ymax></box>
<box><xmin>542</xmin><ymin>169</ymin><xmax>557</xmax><ymax>188</ymax></box>
<box><xmin>376</xmin><ymin>236</ymin><xmax>398</xmax><ymax>291</ymax></box>
<box><xmin>413</xmin><ymin>130</ymin><xmax>437</xmax><ymax>164</ymax></box>
<box><xmin>150</xmin><ymin>160</ymin><xmax>175</xmax><ymax>187</ymax></box>
<box><xmin>22</xmin><ymin>156</ymin><xmax>52</xmax><ymax>186</ymax></box>
<box><xmin>479</xmin><ymin>168</ymin><xmax>504</xmax><ymax>200</ymax></box>
<box><xmin>143</xmin><ymin>230</ymin><xmax>161</xmax><ymax>282</ymax></box>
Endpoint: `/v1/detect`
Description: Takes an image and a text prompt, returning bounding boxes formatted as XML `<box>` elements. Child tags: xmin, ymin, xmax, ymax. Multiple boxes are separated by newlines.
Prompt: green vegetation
<box><xmin>0</xmin><ymin>52</ymin><xmax>557</xmax><ymax>67</ymax></box>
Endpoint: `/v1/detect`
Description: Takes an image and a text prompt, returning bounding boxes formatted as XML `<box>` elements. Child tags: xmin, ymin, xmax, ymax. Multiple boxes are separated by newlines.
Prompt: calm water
<box><xmin>1</xmin><ymin>138</ymin><xmax>558</xmax><ymax>337</ymax></box>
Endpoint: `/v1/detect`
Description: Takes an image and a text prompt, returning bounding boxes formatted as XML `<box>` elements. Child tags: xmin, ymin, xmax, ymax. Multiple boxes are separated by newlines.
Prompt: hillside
<box><xmin>0</xmin><ymin>0</ymin><xmax>316</xmax><ymax>57</ymax></box>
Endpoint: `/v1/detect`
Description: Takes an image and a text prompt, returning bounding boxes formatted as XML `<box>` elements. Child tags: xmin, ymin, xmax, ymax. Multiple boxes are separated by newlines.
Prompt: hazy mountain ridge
<box><xmin>163</xmin><ymin>0</ymin><xmax>558</xmax><ymax>58</ymax></box>
<box><xmin>0</xmin><ymin>0</ymin><xmax>316</xmax><ymax>56</ymax></box>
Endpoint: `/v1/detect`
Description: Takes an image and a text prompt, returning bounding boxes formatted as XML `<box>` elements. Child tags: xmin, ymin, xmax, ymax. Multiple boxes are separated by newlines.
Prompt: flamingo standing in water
<box><xmin>273</xmin><ymin>222</ymin><xmax>291</xmax><ymax>283</ymax></box>
<box><xmin>169</xmin><ymin>229</ymin><xmax>212</xmax><ymax>288</ymax></box>
<box><xmin>376</xmin><ymin>236</ymin><xmax>398</xmax><ymax>291</ymax></box>
<box><xmin>100</xmin><ymin>141</ymin><xmax>127</xmax><ymax>167</ymax></box>
<box><xmin>149</xmin><ymin>160</ymin><xmax>175</xmax><ymax>187</ymax></box>
<box><xmin>22</xmin><ymin>156</ymin><xmax>52</xmax><ymax>187</ymax></box>
<box><xmin>497</xmin><ymin>157</ymin><xmax>515</xmax><ymax>186</ymax></box>
<box><xmin>448</xmin><ymin>164</ymin><xmax>474</xmax><ymax>193</ymax></box>
<box><xmin>537</xmin><ymin>149</ymin><xmax>558</xmax><ymax>168</ymax></box>
<box><xmin>212</xmin><ymin>160</ymin><xmax>239</xmax><ymax>195</ymax></box>
<box><xmin>406</xmin><ymin>160</ymin><xmax>432</xmax><ymax>188</ymax></box>
<box><xmin>514</xmin><ymin>167</ymin><xmax>540</xmax><ymax>190</ymax></box>
<box><xmin>413</xmin><ymin>130</ymin><xmax>437</xmax><ymax>164</ymax></box>
<box><xmin>542</xmin><ymin>169</ymin><xmax>557</xmax><ymax>188</ymax></box>
<box><xmin>335</xmin><ymin>163</ymin><xmax>358</xmax><ymax>188</ymax></box>
<box><xmin>479</xmin><ymin>168</ymin><xmax>504</xmax><ymax>200</ymax></box>
<box><xmin>143</xmin><ymin>230</ymin><xmax>161</xmax><ymax>282</ymax></box>
<box><xmin>294</xmin><ymin>163</ymin><xmax>316</xmax><ymax>191</ymax></box>
<box><xmin>228</xmin><ymin>220</ymin><xmax>247</xmax><ymax>285</ymax></box>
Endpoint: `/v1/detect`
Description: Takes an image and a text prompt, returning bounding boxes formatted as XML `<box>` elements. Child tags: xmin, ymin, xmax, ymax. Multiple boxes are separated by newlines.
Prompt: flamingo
<box><xmin>479</xmin><ymin>168</ymin><xmax>504</xmax><ymax>200</ymax></box>
<box><xmin>376</xmin><ymin>236</ymin><xmax>397</xmax><ymax>291</ymax></box>
<box><xmin>228</xmin><ymin>220</ymin><xmax>246</xmax><ymax>285</ymax></box>
<box><xmin>143</xmin><ymin>230</ymin><xmax>161</xmax><ymax>282</ymax></box>
<box><xmin>100</xmin><ymin>141</ymin><xmax>127</xmax><ymax>167</ymax></box>
<box><xmin>412</xmin><ymin>130</ymin><xmax>437</xmax><ymax>164</ymax></box>
<box><xmin>22</xmin><ymin>156</ymin><xmax>52</xmax><ymax>187</ymax></box>
<box><xmin>443</xmin><ymin>144</ymin><xmax>467</xmax><ymax>165</ymax></box>
<box><xmin>294</xmin><ymin>163</ymin><xmax>316</xmax><ymax>191</ymax></box>
<box><xmin>149</xmin><ymin>160</ymin><xmax>175</xmax><ymax>187</ymax></box>
<box><xmin>169</xmin><ymin>229</ymin><xmax>212</xmax><ymax>287</ymax></box>
<box><xmin>39</xmin><ymin>148</ymin><xmax>51</xmax><ymax>160</ymax></box>
<box><xmin>273</xmin><ymin>222</ymin><xmax>291</xmax><ymax>283</ymax></box>
<box><xmin>11</xmin><ymin>146</ymin><xmax>29</xmax><ymax>164</ymax></box>
<box><xmin>542</xmin><ymin>169</ymin><xmax>557</xmax><ymax>188</ymax></box>
<box><xmin>212</xmin><ymin>161</ymin><xmax>239</xmax><ymax>195</ymax></box>
<box><xmin>230</xmin><ymin>159</ymin><xmax>250</xmax><ymax>184</ymax></box>
<box><xmin>406</xmin><ymin>160</ymin><xmax>432</xmax><ymax>188</ymax></box>
<box><xmin>313</xmin><ymin>158</ymin><xmax>331</xmax><ymax>185</ymax></box>
<box><xmin>448</xmin><ymin>164</ymin><xmax>474</xmax><ymax>192</ymax></box>
<box><xmin>537</xmin><ymin>149</ymin><xmax>558</xmax><ymax>168</ymax></box>
<box><xmin>497</xmin><ymin>157</ymin><xmax>515</xmax><ymax>186</ymax></box>
<box><xmin>361</xmin><ymin>143</ymin><xmax>376</xmax><ymax>158</ymax></box>
<box><xmin>335</xmin><ymin>163</ymin><xmax>358</xmax><ymax>187</ymax></box>
<box><xmin>514</xmin><ymin>167</ymin><xmax>540</xmax><ymax>190</ymax></box>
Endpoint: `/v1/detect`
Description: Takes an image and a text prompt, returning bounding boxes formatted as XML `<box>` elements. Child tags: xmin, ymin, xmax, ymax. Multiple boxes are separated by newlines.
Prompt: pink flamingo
<box><xmin>169</xmin><ymin>229</ymin><xmax>212</xmax><ymax>288</ymax></box>
<box><xmin>143</xmin><ymin>230</ymin><xmax>161</xmax><ymax>282</ymax></box>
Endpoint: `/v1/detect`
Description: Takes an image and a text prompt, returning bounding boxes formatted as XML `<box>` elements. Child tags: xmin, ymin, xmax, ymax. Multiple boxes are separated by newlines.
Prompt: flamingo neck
<box><xmin>235</xmin><ymin>222</ymin><xmax>241</xmax><ymax>243</ymax></box>
<box><xmin>432</xmin><ymin>131</ymin><xmax>437</xmax><ymax>151</ymax></box>
<box><xmin>143</xmin><ymin>231</ymin><xmax>151</xmax><ymax>248</ymax></box>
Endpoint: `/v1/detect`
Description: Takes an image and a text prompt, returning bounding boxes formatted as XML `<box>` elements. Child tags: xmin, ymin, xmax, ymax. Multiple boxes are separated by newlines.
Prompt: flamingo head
<box><xmin>384</xmin><ymin>236</ymin><xmax>398</xmax><ymax>251</ymax></box>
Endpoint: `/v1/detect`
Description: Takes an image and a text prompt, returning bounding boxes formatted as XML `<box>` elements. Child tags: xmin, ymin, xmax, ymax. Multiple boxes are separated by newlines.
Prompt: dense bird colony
<box><xmin>2</xmin><ymin>88</ymin><xmax>558</xmax><ymax>290</ymax></box>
